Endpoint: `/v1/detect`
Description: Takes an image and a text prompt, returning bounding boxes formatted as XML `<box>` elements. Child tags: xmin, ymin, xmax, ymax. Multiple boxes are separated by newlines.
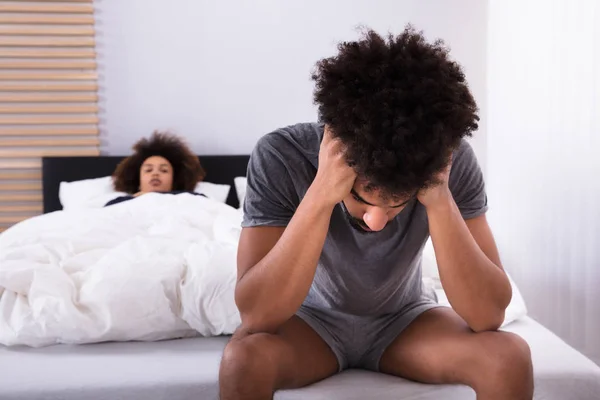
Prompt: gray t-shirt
<box><xmin>242</xmin><ymin>123</ymin><xmax>488</xmax><ymax>316</ymax></box>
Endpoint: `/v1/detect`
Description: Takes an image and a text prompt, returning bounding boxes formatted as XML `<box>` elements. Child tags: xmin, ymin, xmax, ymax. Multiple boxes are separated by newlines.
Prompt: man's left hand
<box><xmin>417</xmin><ymin>161</ymin><xmax>452</xmax><ymax>209</ymax></box>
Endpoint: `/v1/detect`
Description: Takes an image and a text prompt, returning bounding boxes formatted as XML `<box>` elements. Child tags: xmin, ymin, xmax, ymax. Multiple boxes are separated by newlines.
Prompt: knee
<box><xmin>220</xmin><ymin>332</ymin><xmax>274</xmax><ymax>379</ymax></box>
<box><xmin>219</xmin><ymin>330</ymin><xmax>280</xmax><ymax>395</ymax></box>
<box><xmin>489</xmin><ymin>332</ymin><xmax>532</xmax><ymax>376</ymax></box>
<box><xmin>478</xmin><ymin>332</ymin><xmax>534</xmax><ymax>395</ymax></box>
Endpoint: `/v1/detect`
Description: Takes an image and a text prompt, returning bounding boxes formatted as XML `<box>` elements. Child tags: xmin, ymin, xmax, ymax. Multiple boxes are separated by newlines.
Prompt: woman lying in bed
<box><xmin>105</xmin><ymin>131</ymin><xmax>206</xmax><ymax>206</ymax></box>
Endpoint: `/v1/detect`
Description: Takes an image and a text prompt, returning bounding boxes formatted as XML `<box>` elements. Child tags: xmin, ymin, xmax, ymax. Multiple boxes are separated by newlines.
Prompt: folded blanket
<box><xmin>0</xmin><ymin>193</ymin><xmax>242</xmax><ymax>347</ymax></box>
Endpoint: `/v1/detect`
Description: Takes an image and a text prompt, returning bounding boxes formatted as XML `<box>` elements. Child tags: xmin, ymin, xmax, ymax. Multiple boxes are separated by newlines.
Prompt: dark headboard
<box><xmin>42</xmin><ymin>155</ymin><xmax>250</xmax><ymax>213</ymax></box>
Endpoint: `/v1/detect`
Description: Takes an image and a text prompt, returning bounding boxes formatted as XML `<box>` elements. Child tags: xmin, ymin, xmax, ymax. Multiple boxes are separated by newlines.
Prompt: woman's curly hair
<box><xmin>112</xmin><ymin>131</ymin><xmax>206</xmax><ymax>194</ymax></box>
<box><xmin>312</xmin><ymin>25</ymin><xmax>479</xmax><ymax>199</ymax></box>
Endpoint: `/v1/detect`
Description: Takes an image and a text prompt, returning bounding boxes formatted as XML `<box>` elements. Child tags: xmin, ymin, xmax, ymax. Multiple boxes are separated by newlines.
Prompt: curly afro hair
<box><xmin>312</xmin><ymin>25</ymin><xmax>479</xmax><ymax>199</ymax></box>
<box><xmin>112</xmin><ymin>131</ymin><xmax>206</xmax><ymax>194</ymax></box>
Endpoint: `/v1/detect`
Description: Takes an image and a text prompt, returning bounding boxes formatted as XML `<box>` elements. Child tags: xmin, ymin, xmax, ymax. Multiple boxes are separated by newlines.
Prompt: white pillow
<box><xmin>194</xmin><ymin>181</ymin><xmax>231</xmax><ymax>204</ymax></box>
<box><xmin>233</xmin><ymin>177</ymin><xmax>247</xmax><ymax>208</ymax></box>
<box><xmin>59</xmin><ymin>176</ymin><xmax>231</xmax><ymax>210</ymax></box>
<box><xmin>421</xmin><ymin>238</ymin><xmax>528</xmax><ymax>327</ymax></box>
<box><xmin>59</xmin><ymin>176</ymin><xmax>126</xmax><ymax>210</ymax></box>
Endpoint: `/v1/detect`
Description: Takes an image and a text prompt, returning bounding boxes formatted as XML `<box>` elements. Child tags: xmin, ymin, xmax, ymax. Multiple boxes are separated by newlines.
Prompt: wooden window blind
<box><xmin>0</xmin><ymin>0</ymin><xmax>98</xmax><ymax>232</ymax></box>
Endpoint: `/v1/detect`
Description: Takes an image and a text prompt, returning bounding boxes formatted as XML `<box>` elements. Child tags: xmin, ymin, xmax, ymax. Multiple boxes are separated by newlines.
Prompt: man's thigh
<box><xmin>379</xmin><ymin>307</ymin><xmax>532</xmax><ymax>388</ymax></box>
<box><xmin>221</xmin><ymin>315</ymin><xmax>339</xmax><ymax>390</ymax></box>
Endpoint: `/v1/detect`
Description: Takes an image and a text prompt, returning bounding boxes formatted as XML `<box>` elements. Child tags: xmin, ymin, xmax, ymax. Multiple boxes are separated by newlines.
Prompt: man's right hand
<box><xmin>311</xmin><ymin>128</ymin><xmax>357</xmax><ymax>206</ymax></box>
<box><xmin>236</xmin><ymin>126</ymin><xmax>355</xmax><ymax>333</ymax></box>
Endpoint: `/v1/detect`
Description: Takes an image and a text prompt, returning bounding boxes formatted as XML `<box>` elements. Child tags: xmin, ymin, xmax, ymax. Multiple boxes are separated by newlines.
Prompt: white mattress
<box><xmin>278</xmin><ymin>316</ymin><xmax>600</xmax><ymax>400</ymax></box>
<box><xmin>1</xmin><ymin>316</ymin><xmax>599</xmax><ymax>400</ymax></box>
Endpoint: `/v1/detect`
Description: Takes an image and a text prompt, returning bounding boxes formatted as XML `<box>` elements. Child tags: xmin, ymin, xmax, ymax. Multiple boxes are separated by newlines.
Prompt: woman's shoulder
<box><xmin>104</xmin><ymin>191</ymin><xmax>206</xmax><ymax>207</ymax></box>
<box><xmin>104</xmin><ymin>195</ymin><xmax>134</xmax><ymax>207</ymax></box>
<box><xmin>169</xmin><ymin>190</ymin><xmax>206</xmax><ymax>197</ymax></box>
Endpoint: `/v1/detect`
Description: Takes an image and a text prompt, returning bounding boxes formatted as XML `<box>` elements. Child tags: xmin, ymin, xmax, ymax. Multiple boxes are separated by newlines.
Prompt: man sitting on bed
<box><xmin>219</xmin><ymin>26</ymin><xmax>534</xmax><ymax>400</ymax></box>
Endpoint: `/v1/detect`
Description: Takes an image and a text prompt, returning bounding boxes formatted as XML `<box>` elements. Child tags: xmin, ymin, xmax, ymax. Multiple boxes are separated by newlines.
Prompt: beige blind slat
<box><xmin>0</xmin><ymin>93</ymin><xmax>97</xmax><ymax>102</ymax></box>
<box><xmin>10</xmin><ymin>0</ymin><xmax>92</xmax><ymax>2</ymax></box>
<box><xmin>0</xmin><ymin>48</ymin><xmax>95</xmax><ymax>58</ymax></box>
<box><xmin>0</xmin><ymin>25</ymin><xmax>94</xmax><ymax>36</ymax></box>
<box><xmin>0</xmin><ymin>81</ymin><xmax>97</xmax><ymax>91</ymax></box>
<box><xmin>1</xmin><ymin>204</ymin><xmax>43</xmax><ymax>213</ymax></box>
<box><xmin>0</xmin><ymin>159</ymin><xmax>40</xmax><ymax>169</ymax></box>
<box><xmin>11</xmin><ymin>0</ymin><xmax>92</xmax><ymax>2</ymax></box>
<box><xmin>0</xmin><ymin>126</ymin><xmax>98</xmax><ymax>136</ymax></box>
<box><xmin>0</xmin><ymin>171</ymin><xmax>41</xmax><ymax>179</ymax></box>
<box><xmin>0</xmin><ymin>60</ymin><xmax>96</xmax><ymax>69</ymax></box>
<box><xmin>0</xmin><ymin>193</ymin><xmax>42</xmax><ymax>202</ymax></box>
<box><xmin>0</xmin><ymin>148</ymin><xmax>99</xmax><ymax>157</ymax></box>
<box><xmin>0</xmin><ymin>215</ymin><xmax>33</xmax><ymax>224</ymax></box>
<box><xmin>0</xmin><ymin>115</ymin><xmax>98</xmax><ymax>124</ymax></box>
<box><xmin>0</xmin><ymin>14</ymin><xmax>93</xmax><ymax>25</ymax></box>
<box><xmin>0</xmin><ymin>104</ymin><xmax>98</xmax><ymax>113</ymax></box>
<box><xmin>0</xmin><ymin>137</ymin><xmax>99</xmax><ymax>146</ymax></box>
<box><xmin>0</xmin><ymin>182</ymin><xmax>41</xmax><ymax>191</ymax></box>
<box><xmin>0</xmin><ymin>3</ymin><xmax>93</xmax><ymax>13</ymax></box>
<box><xmin>0</xmin><ymin>36</ymin><xmax>94</xmax><ymax>47</ymax></box>
<box><xmin>0</xmin><ymin>72</ymin><xmax>96</xmax><ymax>80</ymax></box>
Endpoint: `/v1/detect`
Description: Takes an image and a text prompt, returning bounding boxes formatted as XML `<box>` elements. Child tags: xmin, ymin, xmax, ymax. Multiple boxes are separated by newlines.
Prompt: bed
<box><xmin>1</xmin><ymin>156</ymin><xmax>599</xmax><ymax>400</ymax></box>
<box><xmin>1</xmin><ymin>316</ymin><xmax>599</xmax><ymax>400</ymax></box>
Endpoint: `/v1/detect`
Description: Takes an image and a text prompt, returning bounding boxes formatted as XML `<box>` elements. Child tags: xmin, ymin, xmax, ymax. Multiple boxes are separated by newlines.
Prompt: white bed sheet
<box><xmin>277</xmin><ymin>316</ymin><xmax>600</xmax><ymax>400</ymax></box>
<box><xmin>1</xmin><ymin>316</ymin><xmax>598</xmax><ymax>400</ymax></box>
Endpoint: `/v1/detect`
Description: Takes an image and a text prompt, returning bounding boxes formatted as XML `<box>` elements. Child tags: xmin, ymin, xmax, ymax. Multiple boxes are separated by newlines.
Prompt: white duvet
<box><xmin>0</xmin><ymin>193</ymin><xmax>243</xmax><ymax>347</ymax></box>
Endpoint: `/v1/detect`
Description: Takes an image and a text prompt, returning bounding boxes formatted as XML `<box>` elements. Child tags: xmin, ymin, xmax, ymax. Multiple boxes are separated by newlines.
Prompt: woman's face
<box><xmin>139</xmin><ymin>156</ymin><xmax>174</xmax><ymax>193</ymax></box>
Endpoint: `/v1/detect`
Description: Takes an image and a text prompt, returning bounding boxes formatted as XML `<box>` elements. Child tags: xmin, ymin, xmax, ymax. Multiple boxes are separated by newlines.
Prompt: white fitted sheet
<box><xmin>277</xmin><ymin>316</ymin><xmax>600</xmax><ymax>400</ymax></box>
<box><xmin>1</xmin><ymin>317</ymin><xmax>599</xmax><ymax>400</ymax></box>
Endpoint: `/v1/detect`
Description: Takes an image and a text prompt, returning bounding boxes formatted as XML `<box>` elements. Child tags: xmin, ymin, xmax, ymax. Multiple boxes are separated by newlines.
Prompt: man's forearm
<box><xmin>235</xmin><ymin>186</ymin><xmax>334</xmax><ymax>333</ymax></box>
<box><xmin>427</xmin><ymin>194</ymin><xmax>511</xmax><ymax>331</ymax></box>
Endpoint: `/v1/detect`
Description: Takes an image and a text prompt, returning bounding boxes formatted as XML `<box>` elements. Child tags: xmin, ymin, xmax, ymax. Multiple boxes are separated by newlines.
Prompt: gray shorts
<box><xmin>296</xmin><ymin>299</ymin><xmax>441</xmax><ymax>372</ymax></box>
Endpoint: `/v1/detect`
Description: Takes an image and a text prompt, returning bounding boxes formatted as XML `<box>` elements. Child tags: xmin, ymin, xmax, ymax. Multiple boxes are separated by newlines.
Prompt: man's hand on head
<box><xmin>417</xmin><ymin>160</ymin><xmax>453</xmax><ymax>209</ymax></box>
<box><xmin>311</xmin><ymin>127</ymin><xmax>357</xmax><ymax>207</ymax></box>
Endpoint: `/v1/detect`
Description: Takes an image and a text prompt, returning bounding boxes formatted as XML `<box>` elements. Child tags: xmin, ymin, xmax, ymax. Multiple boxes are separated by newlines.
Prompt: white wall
<box><xmin>487</xmin><ymin>0</ymin><xmax>600</xmax><ymax>363</ymax></box>
<box><xmin>95</xmin><ymin>0</ymin><xmax>488</xmax><ymax>166</ymax></box>
<box><xmin>94</xmin><ymin>0</ymin><xmax>600</xmax><ymax>364</ymax></box>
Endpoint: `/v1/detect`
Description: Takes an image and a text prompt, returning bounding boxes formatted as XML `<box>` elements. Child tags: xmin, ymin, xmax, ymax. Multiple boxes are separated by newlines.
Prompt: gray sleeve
<box><xmin>241</xmin><ymin>133</ymin><xmax>300</xmax><ymax>228</ymax></box>
<box><xmin>448</xmin><ymin>140</ymin><xmax>488</xmax><ymax>220</ymax></box>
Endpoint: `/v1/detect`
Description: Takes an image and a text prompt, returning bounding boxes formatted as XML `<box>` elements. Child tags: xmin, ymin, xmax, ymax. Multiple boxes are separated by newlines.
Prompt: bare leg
<box><xmin>380</xmin><ymin>307</ymin><xmax>534</xmax><ymax>400</ymax></box>
<box><xmin>219</xmin><ymin>315</ymin><xmax>339</xmax><ymax>400</ymax></box>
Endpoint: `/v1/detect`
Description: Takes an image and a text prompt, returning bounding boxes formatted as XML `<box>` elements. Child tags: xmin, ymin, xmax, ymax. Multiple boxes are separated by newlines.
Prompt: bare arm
<box><xmin>235</xmin><ymin>187</ymin><xmax>335</xmax><ymax>333</ymax></box>
<box><xmin>418</xmin><ymin>155</ymin><xmax>511</xmax><ymax>332</ymax></box>
<box><xmin>427</xmin><ymin>195</ymin><xmax>511</xmax><ymax>332</ymax></box>
<box><xmin>235</xmin><ymin>130</ymin><xmax>356</xmax><ymax>333</ymax></box>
